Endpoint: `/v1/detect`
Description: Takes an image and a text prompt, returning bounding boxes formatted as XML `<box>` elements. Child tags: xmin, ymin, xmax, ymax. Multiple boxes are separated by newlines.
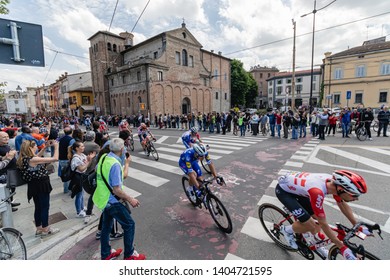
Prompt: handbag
<box><xmin>60</xmin><ymin>160</ymin><xmax>74</xmax><ymax>182</ymax></box>
<box><xmin>81</xmin><ymin>171</ymin><xmax>97</xmax><ymax>195</ymax></box>
<box><xmin>7</xmin><ymin>169</ymin><xmax>28</xmax><ymax>188</ymax></box>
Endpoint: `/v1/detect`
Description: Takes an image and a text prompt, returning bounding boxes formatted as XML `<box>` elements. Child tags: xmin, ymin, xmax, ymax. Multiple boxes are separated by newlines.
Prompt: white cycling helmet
<box><xmin>190</xmin><ymin>127</ymin><xmax>198</xmax><ymax>134</ymax></box>
<box><xmin>193</xmin><ymin>143</ymin><xmax>207</xmax><ymax>157</ymax></box>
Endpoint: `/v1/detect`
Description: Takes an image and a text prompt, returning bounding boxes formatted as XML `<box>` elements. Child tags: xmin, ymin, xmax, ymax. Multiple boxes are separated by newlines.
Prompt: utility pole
<box><xmin>291</xmin><ymin>19</ymin><xmax>296</xmax><ymax>110</ymax></box>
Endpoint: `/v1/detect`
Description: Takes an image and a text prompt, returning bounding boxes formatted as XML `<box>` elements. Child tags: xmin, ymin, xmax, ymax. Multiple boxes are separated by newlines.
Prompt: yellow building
<box><xmin>322</xmin><ymin>37</ymin><xmax>390</xmax><ymax>109</ymax></box>
<box><xmin>68</xmin><ymin>87</ymin><xmax>94</xmax><ymax>117</ymax></box>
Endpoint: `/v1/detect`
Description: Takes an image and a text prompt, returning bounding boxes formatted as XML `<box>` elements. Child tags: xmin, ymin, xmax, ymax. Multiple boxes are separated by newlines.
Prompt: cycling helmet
<box><xmin>332</xmin><ymin>170</ymin><xmax>367</xmax><ymax>196</ymax></box>
<box><xmin>193</xmin><ymin>143</ymin><xmax>207</xmax><ymax>157</ymax></box>
<box><xmin>141</xmin><ymin>123</ymin><xmax>147</xmax><ymax>129</ymax></box>
<box><xmin>190</xmin><ymin>127</ymin><xmax>198</xmax><ymax>134</ymax></box>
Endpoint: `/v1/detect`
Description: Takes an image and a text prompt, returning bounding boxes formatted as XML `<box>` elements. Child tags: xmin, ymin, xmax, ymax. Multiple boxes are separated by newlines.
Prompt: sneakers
<box><xmin>124</xmin><ymin>250</ymin><xmax>146</xmax><ymax>260</ymax></box>
<box><xmin>280</xmin><ymin>225</ymin><xmax>298</xmax><ymax>249</ymax></box>
<box><xmin>84</xmin><ymin>215</ymin><xmax>91</xmax><ymax>224</ymax></box>
<box><xmin>41</xmin><ymin>227</ymin><xmax>60</xmax><ymax>237</ymax></box>
<box><xmin>77</xmin><ymin>210</ymin><xmax>86</xmax><ymax>218</ymax></box>
<box><xmin>104</xmin><ymin>248</ymin><xmax>123</xmax><ymax>260</ymax></box>
<box><xmin>95</xmin><ymin>230</ymin><xmax>101</xmax><ymax>240</ymax></box>
<box><xmin>316</xmin><ymin>246</ymin><xmax>329</xmax><ymax>259</ymax></box>
<box><xmin>369</xmin><ymin>138</ymin><xmax>373</xmax><ymax>141</ymax></box>
<box><xmin>110</xmin><ymin>232</ymin><xmax>124</xmax><ymax>240</ymax></box>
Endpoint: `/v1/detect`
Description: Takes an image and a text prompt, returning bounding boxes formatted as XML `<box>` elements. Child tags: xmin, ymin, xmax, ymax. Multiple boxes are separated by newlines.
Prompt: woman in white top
<box><xmin>69</xmin><ymin>141</ymin><xmax>96</xmax><ymax>217</ymax></box>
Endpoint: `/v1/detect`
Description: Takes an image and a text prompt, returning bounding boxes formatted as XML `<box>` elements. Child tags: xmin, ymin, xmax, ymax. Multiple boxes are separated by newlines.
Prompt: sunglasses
<box><xmin>337</xmin><ymin>189</ymin><xmax>360</xmax><ymax>198</ymax></box>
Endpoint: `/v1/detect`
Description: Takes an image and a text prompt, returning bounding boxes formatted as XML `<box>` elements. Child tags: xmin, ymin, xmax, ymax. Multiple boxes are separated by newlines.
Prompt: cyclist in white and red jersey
<box><xmin>137</xmin><ymin>123</ymin><xmax>155</xmax><ymax>151</ymax></box>
<box><xmin>275</xmin><ymin>170</ymin><xmax>369</xmax><ymax>260</ymax></box>
<box><xmin>119</xmin><ymin>119</ymin><xmax>132</xmax><ymax>134</ymax></box>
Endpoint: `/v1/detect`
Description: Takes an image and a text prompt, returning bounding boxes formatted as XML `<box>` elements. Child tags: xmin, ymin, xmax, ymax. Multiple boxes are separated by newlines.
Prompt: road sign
<box><xmin>139</xmin><ymin>103</ymin><xmax>145</xmax><ymax>110</ymax></box>
<box><xmin>0</xmin><ymin>18</ymin><xmax>45</xmax><ymax>67</ymax></box>
<box><xmin>346</xmin><ymin>91</ymin><xmax>351</xmax><ymax>100</ymax></box>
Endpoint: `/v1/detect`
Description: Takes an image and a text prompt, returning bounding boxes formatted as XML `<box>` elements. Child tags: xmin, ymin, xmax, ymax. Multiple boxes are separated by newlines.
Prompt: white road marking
<box><xmin>290</xmin><ymin>155</ymin><xmax>308</xmax><ymax>161</ymax></box>
<box><xmin>285</xmin><ymin>161</ymin><xmax>304</xmax><ymax>167</ymax></box>
<box><xmin>169</xmin><ymin>144</ymin><xmax>233</xmax><ymax>154</ymax></box>
<box><xmin>131</xmin><ymin>156</ymin><xmax>183</xmax><ymax>174</ymax></box>
<box><xmin>224</xmin><ymin>253</ymin><xmax>244</xmax><ymax>260</ymax></box>
<box><xmin>241</xmin><ymin>216</ymin><xmax>273</xmax><ymax>243</ymax></box>
<box><xmin>155</xmin><ymin>136</ymin><xmax>169</xmax><ymax>144</ymax></box>
<box><xmin>127</xmin><ymin>167</ymin><xmax>169</xmax><ymax>187</ymax></box>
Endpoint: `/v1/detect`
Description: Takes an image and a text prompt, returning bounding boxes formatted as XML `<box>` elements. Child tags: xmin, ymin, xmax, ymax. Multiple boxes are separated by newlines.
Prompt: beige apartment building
<box><xmin>88</xmin><ymin>23</ymin><xmax>231</xmax><ymax>117</ymax></box>
<box><xmin>249</xmin><ymin>65</ymin><xmax>279</xmax><ymax>109</ymax></box>
<box><xmin>322</xmin><ymin>37</ymin><xmax>390</xmax><ymax>109</ymax></box>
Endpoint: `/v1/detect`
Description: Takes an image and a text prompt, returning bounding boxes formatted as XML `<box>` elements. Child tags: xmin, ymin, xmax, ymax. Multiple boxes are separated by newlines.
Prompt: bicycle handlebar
<box><xmin>343</xmin><ymin>222</ymin><xmax>382</xmax><ymax>254</ymax></box>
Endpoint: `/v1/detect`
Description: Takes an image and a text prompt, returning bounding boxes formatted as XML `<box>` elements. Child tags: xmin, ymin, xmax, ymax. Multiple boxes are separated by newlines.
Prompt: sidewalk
<box><xmin>10</xmin><ymin>168</ymin><xmax>101</xmax><ymax>260</ymax></box>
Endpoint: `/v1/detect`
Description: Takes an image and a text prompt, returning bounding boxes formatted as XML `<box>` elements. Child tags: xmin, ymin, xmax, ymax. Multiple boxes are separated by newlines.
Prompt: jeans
<box><xmin>32</xmin><ymin>192</ymin><xmax>50</xmax><ymax>228</ymax></box>
<box><xmin>276</xmin><ymin>124</ymin><xmax>281</xmax><ymax>138</ymax></box>
<box><xmin>291</xmin><ymin>126</ymin><xmax>298</xmax><ymax>139</ymax></box>
<box><xmin>75</xmin><ymin>189</ymin><xmax>84</xmax><ymax>214</ymax></box>
<box><xmin>240</xmin><ymin>125</ymin><xmax>246</xmax><ymax>136</ymax></box>
<box><xmin>342</xmin><ymin>122</ymin><xmax>349</xmax><ymax>137</ymax></box>
<box><xmin>270</xmin><ymin>123</ymin><xmax>275</xmax><ymax>136</ymax></box>
<box><xmin>378</xmin><ymin>122</ymin><xmax>388</xmax><ymax>136</ymax></box>
<box><xmin>299</xmin><ymin>124</ymin><xmax>306</xmax><ymax>137</ymax></box>
<box><xmin>101</xmin><ymin>202</ymin><xmax>135</xmax><ymax>259</ymax></box>
<box><xmin>58</xmin><ymin>160</ymin><xmax>70</xmax><ymax>193</ymax></box>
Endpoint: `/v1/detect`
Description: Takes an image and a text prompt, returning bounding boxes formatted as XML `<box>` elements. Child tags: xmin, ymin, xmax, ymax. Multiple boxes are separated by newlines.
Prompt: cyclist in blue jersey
<box><xmin>178</xmin><ymin>143</ymin><xmax>220</xmax><ymax>197</ymax></box>
<box><xmin>181</xmin><ymin>127</ymin><xmax>202</xmax><ymax>149</ymax></box>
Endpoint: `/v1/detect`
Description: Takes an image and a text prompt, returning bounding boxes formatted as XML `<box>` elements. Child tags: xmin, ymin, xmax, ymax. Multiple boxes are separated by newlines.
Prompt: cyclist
<box><xmin>178</xmin><ymin>143</ymin><xmax>220</xmax><ymax>199</ymax></box>
<box><xmin>181</xmin><ymin>127</ymin><xmax>202</xmax><ymax>149</ymax></box>
<box><xmin>275</xmin><ymin>170</ymin><xmax>370</xmax><ymax>260</ymax></box>
<box><xmin>119</xmin><ymin>119</ymin><xmax>133</xmax><ymax>134</ymax></box>
<box><xmin>137</xmin><ymin>123</ymin><xmax>156</xmax><ymax>153</ymax></box>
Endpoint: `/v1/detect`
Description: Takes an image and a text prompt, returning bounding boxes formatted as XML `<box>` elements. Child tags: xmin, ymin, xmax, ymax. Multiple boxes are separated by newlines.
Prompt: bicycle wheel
<box><xmin>0</xmin><ymin>228</ymin><xmax>27</xmax><ymax>260</ymax></box>
<box><xmin>258</xmin><ymin>203</ymin><xmax>297</xmax><ymax>251</ymax></box>
<box><xmin>206</xmin><ymin>193</ymin><xmax>233</xmax><ymax>233</ymax></box>
<box><xmin>181</xmin><ymin>177</ymin><xmax>200</xmax><ymax>207</ymax></box>
<box><xmin>328</xmin><ymin>245</ymin><xmax>380</xmax><ymax>260</ymax></box>
<box><xmin>357</xmin><ymin>127</ymin><xmax>367</xmax><ymax>141</ymax></box>
<box><xmin>149</xmin><ymin>142</ymin><xmax>159</xmax><ymax>161</ymax></box>
<box><xmin>200</xmin><ymin>158</ymin><xmax>212</xmax><ymax>174</ymax></box>
<box><xmin>129</xmin><ymin>136</ymin><xmax>135</xmax><ymax>151</ymax></box>
<box><xmin>372</xmin><ymin>121</ymin><xmax>378</xmax><ymax>132</ymax></box>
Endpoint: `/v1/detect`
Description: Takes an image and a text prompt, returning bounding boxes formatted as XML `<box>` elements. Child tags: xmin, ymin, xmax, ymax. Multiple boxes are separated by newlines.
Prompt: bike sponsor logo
<box><xmin>316</xmin><ymin>194</ymin><xmax>324</xmax><ymax>209</ymax></box>
<box><xmin>288</xmin><ymin>185</ymin><xmax>296</xmax><ymax>191</ymax></box>
<box><xmin>292</xmin><ymin>208</ymin><xmax>304</xmax><ymax>217</ymax></box>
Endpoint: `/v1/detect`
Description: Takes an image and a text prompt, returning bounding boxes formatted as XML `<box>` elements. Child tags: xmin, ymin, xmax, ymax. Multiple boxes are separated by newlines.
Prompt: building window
<box><xmin>82</xmin><ymin>96</ymin><xmax>90</xmax><ymax>105</ymax></box>
<box><xmin>113</xmin><ymin>44</ymin><xmax>117</xmax><ymax>52</ymax></box>
<box><xmin>287</xmin><ymin>78</ymin><xmax>291</xmax><ymax>84</ymax></box>
<box><xmin>268</xmin><ymin>88</ymin><xmax>273</xmax><ymax>94</ymax></box>
<box><xmin>286</xmin><ymin>86</ymin><xmax>291</xmax><ymax>93</ymax></box>
<box><xmin>312</xmin><ymin>83</ymin><xmax>316</xmax><ymax>91</ymax></box>
<box><xmin>154</xmin><ymin>51</ymin><xmax>158</xmax><ymax>59</ymax></box>
<box><xmin>107</xmin><ymin>42</ymin><xmax>112</xmax><ymax>51</ymax></box>
<box><xmin>182</xmin><ymin>49</ymin><xmax>188</xmax><ymax>66</ymax></box>
<box><xmin>334</xmin><ymin>93</ymin><xmax>341</xmax><ymax>104</ymax></box>
<box><xmin>277</xmin><ymin>86</ymin><xmax>282</xmax><ymax>95</ymax></box>
<box><xmin>216</xmin><ymin>92</ymin><xmax>219</xmax><ymax>99</ymax></box>
<box><xmin>355</xmin><ymin>65</ymin><xmax>366</xmax><ymax>77</ymax></box>
<box><xmin>260</xmin><ymin>73</ymin><xmax>263</xmax><ymax>79</ymax></box>
<box><xmin>203</xmin><ymin>78</ymin><xmax>207</xmax><ymax>86</ymax></box>
<box><xmin>313</xmin><ymin>75</ymin><xmax>317</xmax><ymax>81</ymax></box>
<box><xmin>175</xmin><ymin>52</ymin><xmax>181</xmax><ymax>65</ymax></box>
<box><xmin>269</xmin><ymin>81</ymin><xmax>272</xmax><ymax>86</ymax></box>
<box><xmin>277</xmin><ymin>79</ymin><xmax>282</xmax><ymax>85</ymax></box>
<box><xmin>157</xmin><ymin>71</ymin><xmax>163</xmax><ymax>81</ymax></box>
<box><xmin>334</xmin><ymin>68</ymin><xmax>343</xmax><ymax>79</ymax></box>
<box><xmin>225</xmin><ymin>92</ymin><xmax>227</xmax><ymax>100</ymax></box>
<box><xmin>111</xmin><ymin>79</ymin><xmax>114</xmax><ymax>86</ymax></box>
<box><xmin>379</xmin><ymin>92</ymin><xmax>387</xmax><ymax>103</ymax></box>
<box><xmin>137</xmin><ymin>71</ymin><xmax>141</xmax><ymax>81</ymax></box>
<box><xmin>189</xmin><ymin>55</ymin><xmax>194</xmax><ymax>67</ymax></box>
<box><xmin>268</xmin><ymin>73</ymin><xmax>271</xmax><ymax>78</ymax></box>
<box><xmin>296</xmin><ymin>84</ymin><xmax>302</xmax><ymax>94</ymax></box>
<box><xmin>380</xmin><ymin>63</ymin><xmax>390</xmax><ymax>75</ymax></box>
<box><xmin>128</xmin><ymin>98</ymin><xmax>131</xmax><ymax>106</ymax></box>
<box><xmin>224</xmin><ymin>73</ymin><xmax>227</xmax><ymax>81</ymax></box>
<box><xmin>214</xmin><ymin>69</ymin><xmax>218</xmax><ymax>80</ymax></box>
<box><xmin>355</xmin><ymin>93</ymin><xmax>363</xmax><ymax>104</ymax></box>
<box><xmin>122</xmin><ymin>75</ymin><xmax>126</xmax><ymax>84</ymax></box>
<box><xmin>296</xmin><ymin>77</ymin><xmax>302</xmax><ymax>83</ymax></box>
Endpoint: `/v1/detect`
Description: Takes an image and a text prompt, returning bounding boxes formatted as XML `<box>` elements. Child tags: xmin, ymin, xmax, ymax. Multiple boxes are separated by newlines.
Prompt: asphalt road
<box><xmin>59</xmin><ymin>127</ymin><xmax>390</xmax><ymax>260</ymax></box>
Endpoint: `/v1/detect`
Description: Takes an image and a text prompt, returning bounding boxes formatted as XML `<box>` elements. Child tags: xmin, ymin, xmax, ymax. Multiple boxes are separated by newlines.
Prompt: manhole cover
<box><xmin>48</xmin><ymin>211</ymin><xmax>67</xmax><ymax>225</ymax></box>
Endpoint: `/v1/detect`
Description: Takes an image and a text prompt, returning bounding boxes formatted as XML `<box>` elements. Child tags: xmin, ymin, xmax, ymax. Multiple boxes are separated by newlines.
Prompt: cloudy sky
<box><xmin>1</xmin><ymin>0</ymin><xmax>390</xmax><ymax>92</ymax></box>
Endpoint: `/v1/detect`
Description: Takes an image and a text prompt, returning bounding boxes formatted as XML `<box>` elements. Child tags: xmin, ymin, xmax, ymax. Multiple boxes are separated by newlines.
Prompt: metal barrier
<box><xmin>0</xmin><ymin>183</ymin><xmax>14</xmax><ymax>228</ymax></box>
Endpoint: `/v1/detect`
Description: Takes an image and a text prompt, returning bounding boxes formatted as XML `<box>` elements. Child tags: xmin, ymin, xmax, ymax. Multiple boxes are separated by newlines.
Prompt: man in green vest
<box><xmin>93</xmin><ymin>138</ymin><xmax>146</xmax><ymax>260</ymax></box>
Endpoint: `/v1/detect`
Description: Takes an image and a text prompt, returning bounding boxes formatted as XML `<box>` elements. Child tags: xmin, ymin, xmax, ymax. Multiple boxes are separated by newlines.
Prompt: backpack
<box><xmin>60</xmin><ymin>161</ymin><xmax>74</xmax><ymax>182</ymax></box>
<box><xmin>81</xmin><ymin>171</ymin><xmax>97</xmax><ymax>195</ymax></box>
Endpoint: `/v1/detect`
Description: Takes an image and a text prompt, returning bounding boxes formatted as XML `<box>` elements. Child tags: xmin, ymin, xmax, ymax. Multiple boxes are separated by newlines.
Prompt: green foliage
<box><xmin>0</xmin><ymin>0</ymin><xmax>10</xmax><ymax>14</ymax></box>
<box><xmin>230</xmin><ymin>59</ymin><xmax>258</xmax><ymax>108</ymax></box>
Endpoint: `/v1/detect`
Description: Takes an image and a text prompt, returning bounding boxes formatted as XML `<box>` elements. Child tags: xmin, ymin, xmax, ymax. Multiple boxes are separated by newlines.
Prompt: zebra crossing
<box><xmin>106</xmin><ymin>132</ymin><xmax>268</xmax><ymax>191</ymax></box>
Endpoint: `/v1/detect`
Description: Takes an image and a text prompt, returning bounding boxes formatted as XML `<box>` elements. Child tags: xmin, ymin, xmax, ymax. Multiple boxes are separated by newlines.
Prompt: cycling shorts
<box><xmin>179</xmin><ymin>160</ymin><xmax>202</xmax><ymax>177</ymax></box>
<box><xmin>139</xmin><ymin>133</ymin><xmax>147</xmax><ymax>142</ymax></box>
<box><xmin>275</xmin><ymin>184</ymin><xmax>313</xmax><ymax>223</ymax></box>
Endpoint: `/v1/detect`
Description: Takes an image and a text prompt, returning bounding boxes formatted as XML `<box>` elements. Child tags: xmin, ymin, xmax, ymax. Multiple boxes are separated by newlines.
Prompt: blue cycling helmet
<box><xmin>190</xmin><ymin>127</ymin><xmax>198</xmax><ymax>134</ymax></box>
<box><xmin>193</xmin><ymin>143</ymin><xmax>207</xmax><ymax>157</ymax></box>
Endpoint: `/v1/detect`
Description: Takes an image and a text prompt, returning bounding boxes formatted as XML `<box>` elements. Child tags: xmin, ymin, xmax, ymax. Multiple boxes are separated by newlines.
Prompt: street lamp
<box><xmin>301</xmin><ymin>0</ymin><xmax>336</xmax><ymax>113</ymax></box>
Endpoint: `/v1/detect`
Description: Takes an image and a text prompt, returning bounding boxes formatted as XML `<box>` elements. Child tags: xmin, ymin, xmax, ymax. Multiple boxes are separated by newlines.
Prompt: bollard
<box><xmin>0</xmin><ymin>183</ymin><xmax>14</xmax><ymax>228</ymax></box>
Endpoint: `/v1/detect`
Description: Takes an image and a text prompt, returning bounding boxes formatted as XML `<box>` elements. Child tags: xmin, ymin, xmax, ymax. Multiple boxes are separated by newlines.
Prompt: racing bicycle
<box><xmin>258</xmin><ymin>203</ymin><xmax>382</xmax><ymax>260</ymax></box>
<box><xmin>200</xmin><ymin>144</ymin><xmax>212</xmax><ymax>175</ymax></box>
<box><xmin>355</xmin><ymin>122</ymin><xmax>368</xmax><ymax>141</ymax></box>
<box><xmin>124</xmin><ymin>133</ymin><xmax>135</xmax><ymax>151</ymax></box>
<box><xmin>182</xmin><ymin>176</ymin><xmax>232</xmax><ymax>233</ymax></box>
<box><xmin>144</xmin><ymin>135</ymin><xmax>159</xmax><ymax>161</ymax></box>
<box><xmin>0</xmin><ymin>192</ymin><xmax>27</xmax><ymax>260</ymax></box>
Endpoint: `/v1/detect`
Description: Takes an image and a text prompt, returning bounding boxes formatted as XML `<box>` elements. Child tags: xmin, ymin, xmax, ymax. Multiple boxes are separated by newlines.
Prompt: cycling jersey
<box><xmin>277</xmin><ymin>172</ymin><xmax>342</xmax><ymax>219</ymax></box>
<box><xmin>137</xmin><ymin>126</ymin><xmax>150</xmax><ymax>142</ymax></box>
<box><xmin>119</xmin><ymin>121</ymin><xmax>131</xmax><ymax>132</ymax></box>
<box><xmin>181</xmin><ymin>131</ymin><xmax>200</xmax><ymax>148</ymax></box>
<box><xmin>178</xmin><ymin>147</ymin><xmax>211</xmax><ymax>177</ymax></box>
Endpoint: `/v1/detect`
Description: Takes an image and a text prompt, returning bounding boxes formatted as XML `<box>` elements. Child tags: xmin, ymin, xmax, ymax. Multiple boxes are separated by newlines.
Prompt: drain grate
<box><xmin>48</xmin><ymin>211</ymin><xmax>67</xmax><ymax>225</ymax></box>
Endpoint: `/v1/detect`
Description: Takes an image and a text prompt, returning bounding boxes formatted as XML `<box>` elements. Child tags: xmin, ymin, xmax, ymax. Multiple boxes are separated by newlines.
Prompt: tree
<box><xmin>0</xmin><ymin>81</ymin><xmax>7</xmax><ymax>103</ymax></box>
<box><xmin>230</xmin><ymin>59</ymin><xmax>258</xmax><ymax>108</ymax></box>
<box><xmin>0</xmin><ymin>0</ymin><xmax>10</xmax><ymax>14</ymax></box>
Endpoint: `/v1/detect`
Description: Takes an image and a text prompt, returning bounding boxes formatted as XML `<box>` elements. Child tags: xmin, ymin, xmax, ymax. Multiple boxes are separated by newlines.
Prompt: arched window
<box><xmin>128</xmin><ymin>98</ymin><xmax>131</xmax><ymax>107</ymax></box>
<box><xmin>138</xmin><ymin>96</ymin><xmax>142</xmax><ymax>103</ymax></box>
<box><xmin>113</xmin><ymin>44</ymin><xmax>117</xmax><ymax>52</ymax></box>
<box><xmin>182</xmin><ymin>49</ymin><xmax>188</xmax><ymax>66</ymax></box>
<box><xmin>107</xmin><ymin>42</ymin><xmax>112</xmax><ymax>51</ymax></box>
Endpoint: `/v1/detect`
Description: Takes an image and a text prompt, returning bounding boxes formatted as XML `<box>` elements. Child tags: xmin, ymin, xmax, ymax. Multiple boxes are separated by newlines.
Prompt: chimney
<box><xmin>218</xmin><ymin>51</ymin><xmax>222</xmax><ymax>56</ymax></box>
<box><xmin>210</xmin><ymin>50</ymin><xmax>214</xmax><ymax>53</ymax></box>
<box><xmin>120</xmin><ymin>32</ymin><xmax>134</xmax><ymax>49</ymax></box>
<box><xmin>324</xmin><ymin>52</ymin><xmax>332</xmax><ymax>58</ymax></box>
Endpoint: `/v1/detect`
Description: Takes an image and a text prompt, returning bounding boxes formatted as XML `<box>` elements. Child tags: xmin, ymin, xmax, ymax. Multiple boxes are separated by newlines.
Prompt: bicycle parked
<box><xmin>182</xmin><ymin>176</ymin><xmax>232</xmax><ymax>233</ymax></box>
<box><xmin>258</xmin><ymin>203</ymin><xmax>382</xmax><ymax>260</ymax></box>
<box><xmin>0</xmin><ymin>192</ymin><xmax>27</xmax><ymax>260</ymax></box>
